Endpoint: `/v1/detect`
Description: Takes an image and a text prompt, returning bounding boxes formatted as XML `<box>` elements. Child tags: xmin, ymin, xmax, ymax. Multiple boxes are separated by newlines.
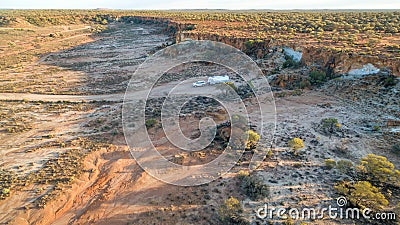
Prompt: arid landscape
<box><xmin>0</xmin><ymin>9</ymin><xmax>399</xmax><ymax>225</ymax></box>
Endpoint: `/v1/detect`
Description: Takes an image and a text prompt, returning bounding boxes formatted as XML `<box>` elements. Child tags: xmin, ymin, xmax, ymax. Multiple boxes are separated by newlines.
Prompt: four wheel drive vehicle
<box><xmin>192</xmin><ymin>81</ymin><xmax>207</xmax><ymax>87</ymax></box>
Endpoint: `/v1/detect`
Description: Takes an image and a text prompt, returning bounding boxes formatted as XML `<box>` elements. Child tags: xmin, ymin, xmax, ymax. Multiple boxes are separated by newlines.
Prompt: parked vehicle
<box><xmin>207</xmin><ymin>75</ymin><xmax>230</xmax><ymax>85</ymax></box>
<box><xmin>192</xmin><ymin>80</ymin><xmax>207</xmax><ymax>87</ymax></box>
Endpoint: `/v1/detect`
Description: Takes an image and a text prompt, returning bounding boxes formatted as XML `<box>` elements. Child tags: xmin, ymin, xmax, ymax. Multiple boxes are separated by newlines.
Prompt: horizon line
<box><xmin>1</xmin><ymin>8</ymin><xmax>400</xmax><ymax>10</ymax></box>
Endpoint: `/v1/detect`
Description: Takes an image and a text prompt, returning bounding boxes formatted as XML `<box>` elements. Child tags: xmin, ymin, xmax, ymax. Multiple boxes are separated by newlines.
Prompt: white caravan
<box><xmin>207</xmin><ymin>75</ymin><xmax>230</xmax><ymax>85</ymax></box>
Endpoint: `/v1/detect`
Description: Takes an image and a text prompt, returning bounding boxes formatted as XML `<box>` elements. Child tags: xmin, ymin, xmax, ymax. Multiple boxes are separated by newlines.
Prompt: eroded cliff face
<box><xmin>179</xmin><ymin>31</ymin><xmax>400</xmax><ymax>76</ymax></box>
<box><xmin>301</xmin><ymin>47</ymin><xmax>400</xmax><ymax>76</ymax></box>
<box><xmin>120</xmin><ymin>16</ymin><xmax>400</xmax><ymax>77</ymax></box>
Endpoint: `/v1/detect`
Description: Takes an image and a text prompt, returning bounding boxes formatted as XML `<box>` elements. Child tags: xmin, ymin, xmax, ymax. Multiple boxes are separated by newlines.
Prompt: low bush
<box><xmin>145</xmin><ymin>118</ymin><xmax>157</xmax><ymax>128</ymax></box>
<box><xmin>382</xmin><ymin>76</ymin><xmax>398</xmax><ymax>87</ymax></box>
<box><xmin>372</xmin><ymin>125</ymin><xmax>380</xmax><ymax>132</ymax></box>
<box><xmin>219</xmin><ymin>197</ymin><xmax>248</xmax><ymax>224</ymax></box>
<box><xmin>392</xmin><ymin>144</ymin><xmax>400</xmax><ymax>155</ymax></box>
<box><xmin>309</xmin><ymin>70</ymin><xmax>327</xmax><ymax>85</ymax></box>
<box><xmin>238</xmin><ymin>172</ymin><xmax>269</xmax><ymax>200</ymax></box>
<box><xmin>325</xmin><ymin>159</ymin><xmax>336</xmax><ymax>169</ymax></box>
<box><xmin>358</xmin><ymin>154</ymin><xmax>399</xmax><ymax>187</ymax></box>
<box><xmin>288</xmin><ymin>138</ymin><xmax>304</xmax><ymax>150</ymax></box>
<box><xmin>319</xmin><ymin>118</ymin><xmax>341</xmax><ymax>136</ymax></box>
<box><xmin>335</xmin><ymin>181</ymin><xmax>388</xmax><ymax>211</ymax></box>
<box><xmin>336</xmin><ymin>160</ymin><xmax>354</xmax><ymax>175</ymax></box>
<box><xmin>282</xmin><ymin>55</ymin><xmax>300</xmax><ymax>69</ymax></box>
<box><xmin>244</xmin><ymin>130</ymin><xmax>260</xmax><ymax>150</ymax></box>
<box><xmin>1</xmin><ymin>188</ymin><xmax>10</xmax><ymax>195</ymax></box>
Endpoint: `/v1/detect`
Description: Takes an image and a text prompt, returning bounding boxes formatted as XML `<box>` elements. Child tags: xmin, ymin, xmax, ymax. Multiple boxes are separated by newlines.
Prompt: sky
<box><xmin>1</xmin><ymin>0</ymin><xmax>399</xmax><ymax>10</ymax></box>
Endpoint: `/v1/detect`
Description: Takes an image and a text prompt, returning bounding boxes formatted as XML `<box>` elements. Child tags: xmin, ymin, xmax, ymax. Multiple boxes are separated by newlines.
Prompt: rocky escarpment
<box><xmin>178</xmin><ymin>31</ymin><xmax>400</xmax><ymax>76</ymax></box>
<box><xmin>301</xmin><ymin>46</ymin><xmax>400</xmax><ymax>77</ymax></box>
<box><xmin>118</xmin><ymin>16</ymin><xmax>195</xmax><ymax>43</ymax></box>
<box><xmin>117</xmin><ymin>16</ymin><xmax>400</xmax><ymax>77</ymax></box>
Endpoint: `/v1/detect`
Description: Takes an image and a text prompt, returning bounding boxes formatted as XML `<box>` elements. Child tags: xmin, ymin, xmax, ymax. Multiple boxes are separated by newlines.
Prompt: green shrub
<box><xmin>239</xmin><ymin>173</ymin><xmax>269</xmax><ymax>200</ymax></box>
<box><xmin>2</xmin><ymin>188</ymin><xmax>10</xmax><ymax>195</ymax></box>
<box><xmin>392</xmin><ymin>144</ymin><xmax>400</xmax><ymax>155</ymax></box>
<box><xmin>224</xmin><ymin>81</ymin><xmax>237</xmax><ymax>91</ymax></box>
<box><xmin>218</xmin><ymin>81</ymin><xmax>238</xmax><ymax>96</ymax></box>
<box><xmin>383</xmin><ymin>76</ymin><xmax>398</xmax><ymax>87</ymax></box>
<box><xmin>299</xmin><ymin>79</ymin><xmax>311</xmax><ymax>89</ymax></box>
<box><xmin>219</xmin><ymin>197</ymin><xmax>248</xmax><ymax>224</ymax></box>
<box><xmin>358</xmin><ymin>154</ymin><xmax>399</xmax><ymax>186</ymax></box>
<box><xmin>372</xmin><ymin>125</ymin><xmax>380</xmax><ymax>132</ymax></box>
<box><xmin>283</xmin><ymin>55</ymin><xmax>300</xmax><ymax>69</ymax></box>
<box><xmin>288</xmin><ymin>138</ymin><xmax>304</xmax><ymax>150</ymax></box>
<box><xmin>325</xmin><ymin>159</ymin><xmax>336</xmax><ymax>169</ymax></box>
<box><xmin>244</xmin><ymin>40</ymin><xmax>255</xmax><ymax>48</ymax></box>
<box><xmin>236</xmin><ymin>170</ymin><xmax>250</xmax><ymax>179</ymax></box>
<box><xmin>336</xmin><ymin>160</ymin><xmax>353</xmax><ymax>174</ymax></box>
<box><xmin>320</xmin><ymin>118</ymin><xmax>341</xmax><ymax>135</ymax></box>
<box><xmin>335</xmin><ymin>181</ymin><xmax>388</xmax><ymax>211</ymax></box>
<box><xmin>145</xmin><ymin>118</ymin><xmax>157</xmax><ymax>128</ymax></box>
<box><xmin>321</xmin><ymin>118</ymin><xmax>338</xmax><ymax>127</ymax></box>
<box><xmin>244</xmin><ymin>130</ymin><xmax>260</xmax><ymax>150</ymax></box>
<box><xmin>309</xmin><ymin>70</ymin><xmax>327</xmax><ymax>85</ymax></box>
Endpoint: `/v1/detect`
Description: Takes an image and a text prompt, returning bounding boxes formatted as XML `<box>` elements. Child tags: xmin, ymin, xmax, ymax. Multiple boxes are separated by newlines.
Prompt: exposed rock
<box><xmin>283</xmin><ymin>47</ymin><xmax>302</xmax><ymax>62</ymax></box>
<box><xmin>347</xmin><ymin>63</ymin><xmax>380</xmax><ymax>78</ymax></box>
